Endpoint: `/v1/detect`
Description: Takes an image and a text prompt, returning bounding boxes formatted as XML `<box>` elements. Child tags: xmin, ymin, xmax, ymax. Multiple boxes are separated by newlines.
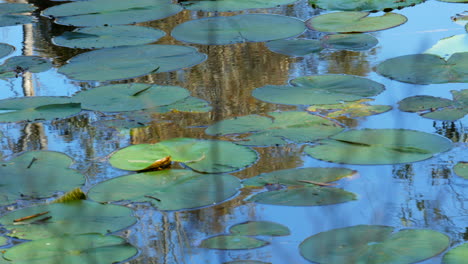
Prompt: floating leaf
<box><xmin>443</xmin><ymin>243</ymin><xmax>468</xmax><ymax>264</ymax></box>
<box><xmin>0</xmin><ymin>200</ymin><xmax>136</xmax><ymax>240</ymax></box>
<box><xmin>453</xmin><ymin>162</ymin><xmax>468</xmax><ymax>179</ymax></box>
<box><xmin>200</xmin><ymin>235</ymin><xmax>268</xmax><ymax>250</ymax></box>
<box><xmin>52</xmin><ymin>25</ymin><xmax>166</xmax><ymax>49</ymax></box>
<box><xmin>3</xmin><ymin>234</ymin><xmax>137</xmax><ymax>264</ymax></box>
<box><xmin>171</xmin><ymin>14</ymin><xmax>305</xmax><ymax>45</ymax></box>
<box><xmin>150</xmin><ymin>96</ymin><xmax>212</xmax><ymax>113</ymax></box>
<box><xmin>0</xmin><ymin>151</ymin><xmax>85</xmax><ymax>206</ymax></box>
<box><xmin>87</xmin><ymin>169</ymin><xmax>241</xmax><ymax>211</ymax></box>
<box><xmin>299</xmin><ymin>225</ymin><xmax>449</xmax><ymax>264</ymax></box>
<box><xmin>376</xmin><ymin>52</ymin><xmax>468</xmax><ymax>84</ymax></box>
<box><xmin>307</xmin><ymin>99</ymin><xmax>392</xmax><ymax>118</ymax></box>
<box><xmin>437</xmin><ymin>0</ymin><xmax>468</xmax><ymax>2</ymax></box>
<box><xmin>252</xmin><ymin>74</ymin><xmax>385</xmax><ymax>106</ymax></box>
<box><xmin>0</xmin><ymin>43</ymin><xmax>14</xmax><ymax>59</ymax></box>
<box><xmin>0</xmin><ymin>3</ymin><xmax>36</xmax><ymax>27</ymax></box>
<box><xmin>51</xmin><ymin>188</ymin><xmax>86</xmax><ymax>203</ymax></box>
<box><xmin>309</xmin><ymin>0</ymin><xmax>425</xmax><ymax>11</ymax></box>
<box><xmin>306</xmin><ymin>11</ymin><xmax>407</xmax><ymax>33</ymax></box>
<box><xmin>224</xmin><ymin>261</ymin><xmax>270</xmax><ymax>264</ymax></box>
<box><xmin>398</xmin><ymin>90</ymin><xmax>467</xmax><ymax>121</ymax></box>
<box><xmin>180</xmin><ymin>0</ymin><xmax>297</xmax><ymax>12</ymax></box>
<box><xmin>304</xmin><ymin>129</ymin><xmax>453</xmax><ymax>165</ymax></box>
<box><xmin>425</xmin><ymin>35</ymin><xmax>468</xmax><ymax>59</ymax></box>
<box><xmin>229</xmin><ymin>221</ymin><xmax>290</xmax><ymax>236</ymax></box>
<box><xmin>205</xmin><ymin>111</ymin><xmax>344</xmax><ymax>146</ymax></box>
<box><xmin>42</xmin><ymin>0</ymin><xmax>182</xmax><ymax>27</ymax></box>
<box><xmin>109</xmin><ymin>138</ymin><xmax>258</xmax><ymax>173</ymax></box>
<box><xmin>0</xmin><ymin>96</ymin><xmax>80</xmax><ymax>123</ymax></box>
<box><xmin>72</xmin><ymin>83</ymin><xmax>190</xmax><ymax>112</ymax></box>
<box><xmin>0</xmin><ymin>56</ymin><xmax>52</xmax><ymax>78</ymax></box>
<box><xmin>59</xmin><ymin>44</ymin><xmax>206</xmax><ymax>82</ymax></box>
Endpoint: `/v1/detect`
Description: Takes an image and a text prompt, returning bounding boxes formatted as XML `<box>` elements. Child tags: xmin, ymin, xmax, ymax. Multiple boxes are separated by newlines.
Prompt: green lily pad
<box><xmin>3</xmin><ymin>234</ymin><xmax>137</xmax><ymax>264</ymax></box>
<box><xmin>307</xmin><ymin>99</ymin><xmax>392</xmax><ymax>118</ymax></box>
<box><xmin>266</xmin><ymin>34</ymin><xmax>378</xmax><ymax>56</ymax></box>
<box><xmin>0</xmin><ymin>96</ymin><xmax>81</xmax><ymax>123</ymax></box>
<box><xmin>0</xmin><ymin>3</ymin><xmax>36</xmax><ymax>27</ymax></box>
<box><xmin>304</xmin><ymin>129</ymin><xmax>453</xmax><ymax>165</ymax></box>
<box><xmin>87</xmin><ymin>169</ymin><xmax>241</xmax><ymax>211</ymax></box>
<box><xmin>58</xmin><ymin>44</ymin><xmax>206</xmax><ymax>82</ymax></box>
<box><xmin>443</xmin><ymin>243</ymin><xmax>468</xmax><ymax>264</ymax></box>
<box><xmin>252</xmin><ymin>74</ymin><xmax>385</xmax><ymax>106</ymax></box>
<box><xmin>200</xmin><ymin>235</ymin><xmax>269</xmax><ymax>250</ymax></box>
<box><xmin>224</xmin><ymin>261</ymin><xmax>270</xmax><ymax>264</ymax></box>
<box><xmin>376</xmin><ymin>52</ymin><xmax>468</xmax><ymax>84</ymax></box>
<box><xmin>109</xmin><ymin>138</ymin><xmax>258</xmax><ymax>173</ymax></box>
<box><xmin>205</xmin><ymin>111</ymin><xmax>344</xmax><ymax>146</ymax></box>
<box><xmin>0</xmin><ymin>200</ymin><xmax>136</xmax><ymax>240</ymax></box>
<box><xmin>300</xmin><ymin>225</ymin><xmax>449</xmax><ymax>264</ymax></box>
<box><xmin>171</xmin><ymin>14</ymin><xmax>305</xmax><ymax>45</ymax></box>
<box><xmin>453</xmin><ymin>162</ymin><xmax>468</xmax><ymax>179</ymax></box>
<box><xmin>229</xmin><ymin>221</ymin><xmax>290</xmax><ymax>236</ymax></box>
<box><xmin>398</xmin><ymin>90</ymin><xmax>467</xmax><ymax>121</ymax></box>
<box><xmin>309</xmin><ymin>0</ymin><xmax>425</xmax><ymax>11</ymax></box>
<box><xmin>72</xmin><ymin>83</ymin><xmax>190</xmax><ymax>112</ymax></box>
<box><xmin>180</xmin><ymin>0</ymin><xmax>297</xmax><ymax>12</ymax></box>
<box><xmin>425</xmin><ymin>35</ymin><xmax>468</xmax><ymax>59</ymax></box>
<box><xmin>52</xmin><ymin>25</ymin><xmax>166</xmax><ymax>49</ymax></box>
<box><xmin>150</xmin><ymin>96</ymin><xmax>212</xmax><ymax>113</ymax></box>
<box><xmin>42</xmin><ymin>0</ymin><xmax>182</xmax><ymax>27</ymax></box>
<box><xmin>306</xmin><ymin>11</ymin><xmax>407</xmax><ymax>33</ymax></box>
<box><xmin>0</xmin><ymin>43</ymin><xmax>14</xmax><ymax>59</ymax></box>
<box><xmin>0</xmin><ymin>56</ymin><xmax>52</xmax><ymax>78</ymax></box>
<box><xmin>0</xmin><ymin>151</ymin><xmax>85</xmax><ymax>206</ymax></box>
<box><xmin>437</xmin><ymin>0</ymin><xmax>468</xmax><ymax>2</ymax></box>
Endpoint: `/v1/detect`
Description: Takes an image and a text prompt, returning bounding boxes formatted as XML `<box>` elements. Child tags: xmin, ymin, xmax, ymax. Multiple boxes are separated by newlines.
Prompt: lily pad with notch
<box><xmin>229</xmin><ymin>221</ymin><xmax>290</xmax><ymax>236</ymax></box>
<box><xmin>200</xmin><ymin>235</ymin><xmax>269</xmax><ymax>250</ymax></box>
<box><xmin>443</xmin><ymin>243</ymin><xmax>468</xmax><ymax>264</ymax></box>
<box><xmin>0</xmin><ymin>56</ymin><xmax>52</xmax><ymax>78</ymax></box>
<box><xmin>150</xmin><ymin>96</ymin><xmax>212</xmax><ymax>113</ymax></box>
<box><xmin>453</xmin><ymin>162</ymin><xmax>468</xmax><ymax>179</ymax></box>
<box><xmin>307</xmin><ymin>99</ymin><xmax>392</xmax><ymax>119</ymax></box>
<box><xmin>0</xmin><ymin>3</ymin><xmax>36</xmax><ymax>27</ymax></box>
<box><xmin>180</xmin><ymin>0</ymin><xmax>298</xmax><ymax>12</ymax></box>
<box><xmin>0</xmin><ymin>43</ymin><xmax>14</xmax><ymax>59</ymax></box>
<box><xmin>308</xmin><ymin>0</ymin><xmax>425</xmax><ymax>11</ymax></box>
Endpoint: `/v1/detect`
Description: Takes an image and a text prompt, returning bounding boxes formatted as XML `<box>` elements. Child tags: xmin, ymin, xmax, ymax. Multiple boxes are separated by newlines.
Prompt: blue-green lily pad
<box><xmin>309</xmin><ymin>0</ymin><xmax>425</xmax><ymax>11</ymax></box>
<box><xmin>180</xmin><ymin>0</ymin><xmax>297</xmax><ymax>12</ymax></box>
<box><xmin>0</xmin><ymin>3</ymin><xmax>36</xmax><ymax>27</ymax></box>
<box><xmin>0</xmin><ymin>43</ymin><xmax>14</xmax><ymax>59</ymax></box>
<box><xmin>200</xmin><ymin>235</ymin><xmax>269</xmax><ymax>250</ymax></box>
<box><xmin>229</xmin><ymin>221</ymin><xmax>290</xmax><ymax>236</ymax></box>
<box><xmin>453</xmin><ymin>162</ymin><xmax>468</xmax><ymax>179</ymax></box>
<box><xmin>443</xmin><ymin>243</ymin><xmax>468</xmax><ymax>264</ymax></box>
<box><xmin>150</xmin><ymin>96</ymin><xmax>212</xmax><ymax>113</ymax></box>
<box><xmin>0</xmin><ymin>56</ymin><xmax>52</xmax><ymax>78</ymax></box>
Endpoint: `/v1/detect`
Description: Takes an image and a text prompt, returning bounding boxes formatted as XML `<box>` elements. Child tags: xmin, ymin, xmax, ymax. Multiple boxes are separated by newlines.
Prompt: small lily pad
<box><xmin>376</xmin><ymin>52</ymin><xmax>468</xmax><ymax>84</ymax></box>
<box><xmin>200</xmin><ymin>235</ymin><xmax>269</xmax><ymax>250</ymax></box>
<box><xmin>443</xmin><ymin>243</ymin><xmax>468</xmax><ymax>264</ymax></box>
<box><xmin>307</xmin><ymin>99</ymin><xmax>392</xmax><ymax>118</ymax></box>
<box><xmin>229</xmin><ymin>221</ymin><xmax>290</xmax><ymax>236</ymax></box>
<box><xmin>306</xmin><ymin>11</ymin><xmax>407</xmax><ymax>33</ymax></box>
<box><xmin>3</xmin><ymin>234</ymin><xmax>137</xmax><ymax>264</ymax></box>
<box><xmin>300</xmin><ymin>225</ymin><xmax>449</xmax><ymax>264</ymax></box>
<box><xmin>425</xmin><ymin>35</ymin><xmax>468</xmax><ymax>59</ymax></box>
<box><xmin>150</xmin><ymin>96</ymin><xmax>212</xmax><ymax>113</ymax></box>
<box><xmin>453</xmin><ymin>162</ymin><xmax>468</xmax><ymax>179</ymax></box>
<box><xmin>304</xmin><ymin>129</ymin><xmax>453</xmax><ymax>165</ymax></box>
<box><xmin>58</xmin><ymin>44</ymin><xmax>207</xmax><ymax>82</ymax></box>
<box><xmin>309</xmin><ymin>0</ymin><xmax>425</xmax><ymax>11</ymax></box>
<box><xmin>0</xmin><ymin>43</ymin><xmax>14</xmax><ymax>59</ymax></box>
<box><xmin>0</xmin><ymin>56</ymin><xmax>52</xmax><ymax>78</ymax></box>
<box><xmin>180</xmin><ymin>0</ymin><xmax>297</xmax><ymax>12</ymax></box>
<box><xmin>42</xmin><ymin>0</ymin><xmax>182</xmax><ymax>27</ymax></box>
<box><xmin>87</xmin><ymin>169</ymin><xmax>241</xmax><ymax>211</ymax></box>
<box><xmin>171</xmin><ymin>14</ymin><xmax>305</xmax><ymax>45</ymax></box>
<box><xmin>0</xmin><ymin>3</ymin><xmax>36</xmax><ymax>27</ymax></box>
<box><xmin>52</xmin><ymin>25</ymin><xmax>166</xmax><ymax>49</ymax></box>
<box><xmin>252</xmin><ymin>74</ymin><xmax>385</xmax><ymax>106</ymax></box>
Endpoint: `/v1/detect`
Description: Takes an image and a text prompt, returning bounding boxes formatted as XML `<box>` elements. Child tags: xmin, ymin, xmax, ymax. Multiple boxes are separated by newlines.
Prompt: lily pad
<box><xmin>200</xmin><ymin>235</ymin><xmax>268</xmax><ymax>250</ymax></box>
<box><xmin>0</xmin><ymin>151</ymin><xmax>85</xmax><ymax>206</ymax></box>
<box><xmin>398</xmin><ymin>90</ymin><xmax>467</xmax><ymax>121</ymax></box>
<box><xmin>453</xmin><ymin>162</ymin><xmax>468</xmax><ymax>179</ymax></box>
<box><xmin>0</xmin><ymin>200</ymin><xmax>136</xmax><ymax>240</ymax></box>
<box><xmin>224</xmin><ymin>261</ymin><xmax>270</xmax><ymax>264</ymax></box>
<box><xmin>0</xmin><ymin>56</ymin><xmax>52</xmax><ymax>78</ymax></box>
<box><xmin>72</xmin><ymin>83</ymin><xmax>190</xmax><ymax>112</ymax></box>
<box><xmin>425</xmin><ymin>35</ymin><xmax>468</xmax><ymax>59</ymax></box>
<box><xmin>52</xmin><ymin>25</ymin><xmax>166</xmax><ymax>49</ymax></box>
<box><xmin>0</xmin><ymin>3</ymin><xmax>36</xmax><ymax>27</ymax></box>
<box><xmin>306</xmin><ymin>11</ymin><xmax>407</xmax><ymax>33</ymax></box>
<box><xmin>443</xmin><ymin>243</ymin><xmax>468</xmax><ymax>264</ymax></box>
<box><xmin>304</xmin><ymin>129</ymin><xmax>453</xmax><ymax>165</ymax></box>
<box><xmin>87</xmin><ymin>169</ymin><xmax>241</xmax><ymax>211</ymax></box>
<box><xmin>309</xmin><ymin>0</ymin><xmax>425</xmax><ymax>11</ymax></box>
<box><xmin>229</xmin><ymin>221</ymin><xmax>290</xmax><ymax>236</ymax></box>
<box><xmin>252</xmin><ymin>74</ymin><xmax>385</xmax><ymax>106</ymax></box>
<box><xmin>205</xmin><ymin>111</ymin><xmax>344</xmax><ymax>146</ymax></box>
<box><xmin>299</xmin><ymin>225</ymin><xmax>449</xmax><ymax>264</ymax></box>
<box><xmin>0</xmin><ymin>96</ymin><xmax>81</xmax><ymax>123</ymax></box>
<box><xmin>438</xmin><ymin>0</ymin><xmax>468</xmax><ymax>2</ymax></box>
<box><xmin>180</xmin><ymin>0</ymin><xmax>297</xmax><ymax>12</ymax></box>
<box><xmin>42</xmin><ymin>0</ymin><xmax>182</xmax><ymax>27</ymax></box>
<box><xmin>266</xmin><ymin>34</ymin><xmax>378</xmax><ymax>56</ymax></box>
<box><xmin>150</xmin><ymin>96</ymin><xmax>212</xmax><ymax>113</ymax></box>
<box><xmin>109</xmin><ymin>138</ymin><xmax>258</xmax><ymax>173</ymax></box>
<box><xmin>171</xmin><ymin>14</ymin><xmax>305</xmax><ymax>45</ymax></box>
<box><xmin>376</xmin><ymin>52</ymin><xmax>468</xmax><ymax>84</ymax></box>
<box><xmin>0</xmin><ymin>43</ymin><xmax>14</xmax><ymax>59</ymax></box>
<box><xmin>58</xmin><ymin>44</ymin><xmax>207</xmax><ymax>82</ymax></box>
<box><xmin>3</xmin><ymin>234</ymin><xmax>137</xmax><ymax>264</ymax></box>
<box><xmin>307</xmin><ymin>99</ymin><xmax>392</xmax><ymax>118</ymax></box>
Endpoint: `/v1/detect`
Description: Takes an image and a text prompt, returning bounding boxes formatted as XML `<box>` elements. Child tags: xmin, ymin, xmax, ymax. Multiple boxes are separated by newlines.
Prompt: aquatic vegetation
<box><xmin>308</xmin><ymin>0</ymin><xmax>425</xmax><ymax>11</ymax></box>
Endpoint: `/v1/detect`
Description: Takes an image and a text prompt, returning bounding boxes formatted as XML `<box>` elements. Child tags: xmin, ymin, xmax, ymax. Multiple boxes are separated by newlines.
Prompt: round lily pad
<box><xmin>304</xmin><ymin>129</ymin><xmax>453</xmax><ymax>165</ymax></box>
<box><xmin>3</xmin><ymin>234</ymin><xmax>137</xmax><ymax>264</ymax></box>
<box><xmin>205</xmin><ymin>111</ymin><xmax>344</xmax><ymax>146</ymax></box>
<box><xmin>0</xmin><ymin>56</ymin><xmax>52</xmax><ymax>78</ymax></box>
<box><xmin>306</xmin><ymin>11</ymin><xmax>407</xmax><ymax>33</ymax></box>
<box><xmin>0</xmin><ymin>151</ymin><xmax>85</xmax><ymax>206</ymax></box>
<box><xmin>180</xmin><ymin>0</ymin><xmax>297</xmax><ymax>12</ymax></box>
<box><xmin>0</xmin><ymin>200</ymin><xmax>136</xmax><ymax>240</ymax></box>
<box><xmin>42</xmin><ymin>0</ymin><xmax>182</xmax><ymax>27</ymax></box>
<box><xmin>171</xmin><ymin>14</ymin><xmax>305</xmax><ymax>45</ymax></box>
<box><xmin>252</xmin><ymin>74</ymin><xmax>385</xmax><ymax>106</ymax></box>
<box><xmin>425</xmin><ymin>34</ymin><xmax>468</xmax><ymax>59</ymax></box>
<box><xmin>307</xmin><ymin>99</ymin><xmax>392</xmax><ymax>119</ymax></box>
<box><xmin>453</xmin><ymin>162</ymin><xmax>468</xmax><ymax>179</ymax></box>
<box><xmin>376</xmin><ymin>52</ymin><xmax>468</xmax><ymax>84</ymax></box>
<box><xmin>200</xmin><ymin>235</ymin><xmax>269</xmax><ymax>250</ymax></box>
<box><xmin>52</xmin><ymin>25</ymin><xmax>166</xmax><ymax>49</ymax></box>
<box><xmin>58</xmin><ymin>44</ymin><xmax>207</xmax><ymax>82</ymax></box>
<box><xmin>0</xmin><ymin>3</ymin><xmax>36</xmax><ymax>27</ymax></box>
<box><xmin>150</xmin><ymin>96</ymin><xmax>212</xmax><ymax>113</ymax></box>
<box><xmin>309</xmin><ymin>0</ymin><xmax>424</xmax><ymax>11</ymax></box>
<box><xmin>443</xmin><ymin>243</ymin><xmax>468</xmax><ymax>264</ymax></box>
<box><xmin>0</xmin><ymin>96</ymin><xmax>81</xmax><ymax>123</ymax></box>
<box><xmin>0</xmin><ymin>43</ymin><xmax>14</xmax><ymax>59</ymax></box>
<box><xmin>87</xmin><ymin>169</ymin><xmax>241</xmax><ymax>211</ymax></box>
<box><xmin>229</xmin><ymin>221</ymin><xmax>290</xmax><ymax>236</ymax></box>
<box><xmin>109</xmin><ymin>138</ymin><xmax>258</xmax><ymax>173</ymax></box>
<box><xmin>72</xmin><ymin>83</ymin><xmax>190</xmax><ymax>112</ymax></box>
<box><xmin>300</xmin><ymin>225</ymin><xmax>449</xmax><ymax>264</ymax></box>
